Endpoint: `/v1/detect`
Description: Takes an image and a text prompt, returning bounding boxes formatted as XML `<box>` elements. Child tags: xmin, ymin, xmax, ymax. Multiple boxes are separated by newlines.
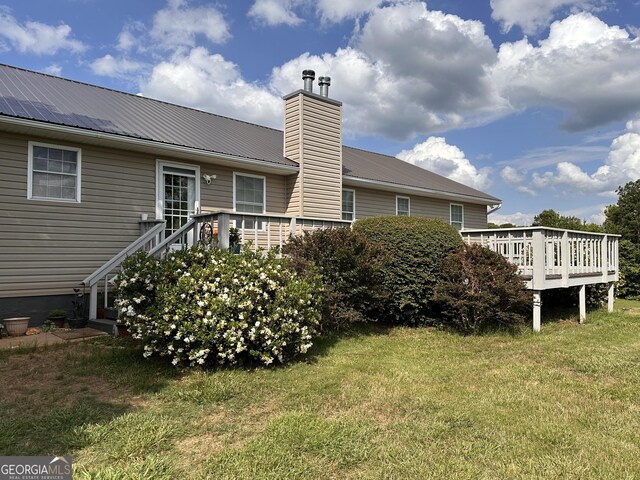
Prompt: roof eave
<box><xmin>0</xmin><ymin>115</ymin><xmax>300</xmax><ymax>175</ymax></box>
<box><xmin>342</xmin><ymin>175</ymin><xmax>501</xmax><ymax>206</ymax></box>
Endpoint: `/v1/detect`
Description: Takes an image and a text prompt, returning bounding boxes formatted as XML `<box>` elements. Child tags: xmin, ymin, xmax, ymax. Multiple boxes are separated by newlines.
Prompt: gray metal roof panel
<box><xmin>0</xmin><ymin>64</ymin><xmax>296</xmax><ymax>167</ymax></box>
<box><xmin>0</xmin><ymin>64</ymin><xmax>500</xmax><ymax>203</ymax></box>
<box><xmin>342</xmin><ymin>146</ymin><xmax>501</xmax><ymax>203</ymax></box>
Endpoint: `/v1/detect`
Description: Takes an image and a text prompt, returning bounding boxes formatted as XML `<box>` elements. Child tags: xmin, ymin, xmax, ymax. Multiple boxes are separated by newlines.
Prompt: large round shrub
<box><xmin>433</xmin><ymin>244</ymin><xmax>531</xmax><ymax>334</ymax></box>
<box><xmin>115</xmin><ymin>246</ymin><xmax>322</xmax><ymax>367</ymax></box>
<box><xmin>283</xmin><ymin>228</ymin><xmax>389</xmax><ymax>331</ymax></box>
<box><xmin>353</xmin><ymin>216</ymin><xmax>463</xmax><ymax>325</ymax></box>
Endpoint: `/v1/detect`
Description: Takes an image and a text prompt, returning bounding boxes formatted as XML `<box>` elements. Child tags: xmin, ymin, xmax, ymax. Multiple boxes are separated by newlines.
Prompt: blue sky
<box><xmin>1</xmin><ymin>0</ymin><xmax>639</xmax><ymax>225</ymax></box>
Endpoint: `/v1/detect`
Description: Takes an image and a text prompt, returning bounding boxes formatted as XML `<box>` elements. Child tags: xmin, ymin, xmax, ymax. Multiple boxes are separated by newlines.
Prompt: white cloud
<box><xmin>90</xmin><ymin>55</ymin><xmax>144</xmax><ymax>77</ymax></box>
<box><xmin>117</xmin><ymin>22</ymin><xmax>145</xmax><ymax>52</ymax></box>
<box><xmin>0</xmin><ymin>7</ymin><xmax>86</xmax><ymax>55</ymax></box>
<box><xmin>529</xmin><ymin>117</ymin><xmax>640</xmax><ymax>194</ymax></box>
<box><xmin>248</xmin><ymin>0</ymin><xmax>304</xmax><ymax>26</ymax></box>
<box><xmin>315</xmin><ymin>0</ymin><xmax>384</xmax><ymax>22</ymax></box>
<box><xmin>501</xmin><ymin>144</ymin><xmax>609</xmax><ymax>170</ymax></box>
<box><xmin>247</xmin><ymin>0</ymin><xmax>384</xmax><ymax>25</ymax></box>
<box><xmin>492</xmin><ymin>13</ymin><xmax>640</xmax><ymax>132</ymax></box>
<box><xmin>500</xmin><ymin>166</ymin><xmax>524</xmax><ymax>184</ymax></box>
<box><xmin>43</xmin><ymin>64</ymin><xmax>62</xmax><ymax>76</ymax></box>
<box><xmin>489</xmin><ymin>211</ymin><xmax>535</xmax><ymax>226</ymax></box>
<box><xmin>489</xmin><ymin>0</ymin><xmax>607</xmax><ymax>34</ymax></box>
<box><xmin>141</xmin><ymin>47</ymin><xmax>282</xmax><ymax>128</ymax></box>
<box><xmin>397</xmin><ymin>137</ymin><xmax>492</xmax><ymax>190</ymax></box>
<box><xmin>271</xmin><ymin>2</ymin><xmax>507</xmax><ymax>139</ymax></box>
<box><xmin>151</xmin><ymin>0</ymin><xmax>230</xmax><ymax>49</ymax></box>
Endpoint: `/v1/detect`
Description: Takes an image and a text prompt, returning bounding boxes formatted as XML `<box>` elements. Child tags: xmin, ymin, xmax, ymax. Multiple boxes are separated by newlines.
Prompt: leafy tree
<box><xmin>604</xmin><ymin>180</ymin><xmax>640</xmax><ymax>299</ymax></box>
<box><xmin>604</xmin><ymin>180</ymin><xmax>640</xmax><ymax>243</ymax></box>
<box><xmin>533</xmin><ymin>209</ymin><xmax>602</xmax><ymax>232</ymax></box>
<box><xmin>488</xmin><ymin>222</ymin><xmax>517</xmax><ymax>229</ymax></box>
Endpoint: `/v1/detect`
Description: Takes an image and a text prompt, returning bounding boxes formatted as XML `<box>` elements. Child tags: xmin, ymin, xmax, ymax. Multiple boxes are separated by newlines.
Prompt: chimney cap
<box><xmin>302</xmin><ymin>69</ymin><xmax>316</xmax><ymax>79</ymax></box>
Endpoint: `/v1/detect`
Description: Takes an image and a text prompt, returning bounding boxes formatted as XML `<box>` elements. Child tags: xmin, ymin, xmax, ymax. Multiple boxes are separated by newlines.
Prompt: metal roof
<box><xmin>0</xmin><ymin>63</ymin><xmax>499</xmax><ymax>203</ymax></box>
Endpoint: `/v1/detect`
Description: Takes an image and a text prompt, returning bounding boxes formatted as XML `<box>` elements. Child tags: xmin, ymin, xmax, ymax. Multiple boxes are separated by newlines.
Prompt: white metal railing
<box><xmin>149</xmin><ymin>211</ymin><xmax>352</xmax><ymax>257</ymax></box>
<box><xmin>85</xmin><ymin>212</ymin><xmax>351</xmax><ymax>319</ymax></box>
<box><xmin>83</xmin><ymin>221</ymin><xmax>166</xmax><ymax>320</ymax></box>
<box><xmin>462</xmin><ymin>227</ymin><xmax>620</xmax><ymax>290</ymax></box>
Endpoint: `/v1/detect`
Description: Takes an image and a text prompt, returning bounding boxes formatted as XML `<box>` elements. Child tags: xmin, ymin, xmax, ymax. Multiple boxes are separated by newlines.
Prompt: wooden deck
<box><xmin>462</xmin><ymin>227</ymin><xmax>620</xmax><ymax>331</ymax></box>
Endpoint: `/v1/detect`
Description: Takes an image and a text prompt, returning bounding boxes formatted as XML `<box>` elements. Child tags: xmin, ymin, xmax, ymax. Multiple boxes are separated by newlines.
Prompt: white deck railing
<box><xmin>85</xmin><ymin>211</ymin><xmax>351</xmax><ymax>319</ymax></box>
<box><xmin>462</xmin><ymin>227</ymin><xmax>620</xmax><ymax>290</ymax></box>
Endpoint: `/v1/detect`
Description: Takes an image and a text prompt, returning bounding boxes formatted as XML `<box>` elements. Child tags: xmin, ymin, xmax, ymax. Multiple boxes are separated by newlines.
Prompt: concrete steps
<box><xmin>88</xmin><ymin>318</ymin><xmax>118</xmax><ymax>336</ymax></box>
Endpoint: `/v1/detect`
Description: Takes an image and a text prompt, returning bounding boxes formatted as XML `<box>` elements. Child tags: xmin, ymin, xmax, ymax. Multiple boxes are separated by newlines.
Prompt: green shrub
<box><xmin>283</xmin><ymin>228</ymin><xmax>389</xmax><ymax>331</ymax></box>
<box><xmin>115</xmin><ymin>246</ymin><xmax>322</xmax><ymax>367</ymax></box>
<box><xmin>353</xmin><ymin>216</ymin><xmax>463</xmax><ymax>325</ymax></box>
<box><xmin>433</xmin><ymin>244</ymin><xmax>531</xmax><ymax>335</ymax></box>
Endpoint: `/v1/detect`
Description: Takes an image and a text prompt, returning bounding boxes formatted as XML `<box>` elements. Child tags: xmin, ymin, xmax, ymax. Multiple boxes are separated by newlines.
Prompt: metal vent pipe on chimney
<box><xmin>318</xmin><ymin>76</ymin><xmax>331</xmax><ymax>97</ymax></box>
<box><xmin>302</xmin><ymin>70</ymin><xmax>315</xmax><ymax>92</ymax></box>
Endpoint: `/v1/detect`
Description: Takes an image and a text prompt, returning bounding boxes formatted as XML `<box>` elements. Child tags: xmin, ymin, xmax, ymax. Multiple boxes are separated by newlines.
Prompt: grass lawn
<box><xmin>1</xmin><ymin>300</ymin><xmax>639</xmax><ymax>479</ymax></box>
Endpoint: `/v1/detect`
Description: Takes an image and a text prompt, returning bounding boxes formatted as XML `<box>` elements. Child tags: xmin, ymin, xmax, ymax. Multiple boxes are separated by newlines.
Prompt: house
<box><xmin>0</xmin><ymin>64</ymin><xmax>502</xmax><ymax>324</ymax></box>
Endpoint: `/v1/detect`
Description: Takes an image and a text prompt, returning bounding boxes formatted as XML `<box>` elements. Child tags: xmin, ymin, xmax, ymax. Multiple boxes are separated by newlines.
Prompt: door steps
<box><xmin>88</xmin><ymin>319</ymin><xmax>118</xmax><ymax>337</ymax></box>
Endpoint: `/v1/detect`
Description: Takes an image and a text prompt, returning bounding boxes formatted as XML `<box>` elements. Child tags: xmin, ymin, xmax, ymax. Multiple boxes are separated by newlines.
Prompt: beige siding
<box><xmin>351</xmin><ymin>186</ymin><xmax>487</xmax><ymax>229</ymax></box>
<box><xmin>0</xmin><ymin>132</ymin><xmax>288</xmax><ymax>298</ymax></box>
<box><xmin>283</xmin><ymin>93</ymin><xmax>342</xmax><ymax>219</ymax></box>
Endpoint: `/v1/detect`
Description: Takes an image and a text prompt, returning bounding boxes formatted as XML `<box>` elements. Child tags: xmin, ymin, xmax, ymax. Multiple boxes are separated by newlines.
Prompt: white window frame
<box><xmin>27</xmin><ymin>141</ymin><xmax>82</xmax><ymax>203</ymax></box>
<box><xmin>342</xmin><ymin>188</ymin><xmax>356</xmax><ymax>221</ymax></box>
<box><xmin>450</xmin><ymin>203</ymin><xmax>464</xmax><ymax>230</ymax></box>
<box><xmin>233</xmin><ymin>172</ymin><xmax>266</xmax><ymax>231</ymax></box>
<box><xmin>155</xmin><ymin>160</ymin><xmax>200</xmax><ymax>220</ymax></box>
<box><xmin>396</xmin><ymin>195</ymin><xmax>410</xmax><ymax>216</ymax></box>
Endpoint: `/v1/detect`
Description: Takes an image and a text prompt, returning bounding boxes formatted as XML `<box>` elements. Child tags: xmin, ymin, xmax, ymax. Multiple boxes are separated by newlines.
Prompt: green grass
<box><xmin>1</xmin><ymin>301</ymin><xmax>639</xmax><ymax>479</ymax></box>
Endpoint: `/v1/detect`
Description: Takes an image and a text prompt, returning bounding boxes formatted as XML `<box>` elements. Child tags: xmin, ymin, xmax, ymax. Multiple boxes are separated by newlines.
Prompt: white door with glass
<box><xmin>157</xmin><ymin>161</ymin><xmax>200</xmax><ymax>244</ymax></box>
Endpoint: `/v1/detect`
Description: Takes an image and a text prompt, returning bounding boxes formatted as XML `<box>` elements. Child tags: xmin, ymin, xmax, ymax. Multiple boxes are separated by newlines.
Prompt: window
<box><xmin>342</xmin><ymin>189</ymin><xmax>355</xmax><ymax>221</ymax></box>
<box><xmin>28</xmin><ymin>142</ymin><xmax>81</xmax><ymax>202</ymax></box>
<box><xmin>396</xmin><ymin>196</ymin><xmax>410</xmax><ymax>216</ymax></box>
<box><xmin>450</xmin><ymin>204</ymin><xmax>464</xmax><ymax>230</ymax></box>
<box><xmin>234</xmin><ymin>173</ymin><xmax>265</xmax><ymax>229</ymax></box>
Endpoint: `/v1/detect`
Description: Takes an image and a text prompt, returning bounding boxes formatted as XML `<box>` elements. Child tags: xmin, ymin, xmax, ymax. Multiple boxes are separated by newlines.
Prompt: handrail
<box><xmin>83</xmin><ymin>221</ymin><xmax>166</xmax><ymax>286</ymax></box>
<box><xmin>463</xmin><ymin>226</ymin><xmax>621</xmax><ymax>238</ymax></box>
<box><xmin>148</xmin><ymin>218</ymin><xmax>197</xmax><ymax>257</ymax></box>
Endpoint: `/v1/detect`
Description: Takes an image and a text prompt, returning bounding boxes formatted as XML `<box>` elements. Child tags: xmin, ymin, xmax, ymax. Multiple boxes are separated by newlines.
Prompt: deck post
<box><xmin>579</xmin><ymin>284</ymin><xmax>586</xmax><ymax>323</ymax></box>
<box><xmin>561</xmin><ymin>231</ymin><xmax>569</xmax><ymax>287</ymax></box>
<box><xmin>533</xmin><ymin>290</ymin><xmax>542</xmax><ymax>332</ymax></box>
<box><xmin>218</xmin><ymin>213</ymin><xmax>229</xmax><ymax>250</ymax></box>
<box><xmin>601</xmin><ymin>235</ymin><xmax>608</xmax><ymax>282</ymax></box>
<box><xmin>89</xmin><ymin>283</ymin><xmax>98</xmax><ymax>320</ymax></box>
<box><xmin>532</xmin><ymin>230</ymin><xmax>546</xmax><ymax>290</ymax></box>
<box><xmin>607</xmin><ymin>282</ymin><xmax>615</xmax><ymax>313</ymax></box>
<box><xmin>289</xmin><ymin>217</ymin><xmax>297</xmax><ymax>237</ymax></box>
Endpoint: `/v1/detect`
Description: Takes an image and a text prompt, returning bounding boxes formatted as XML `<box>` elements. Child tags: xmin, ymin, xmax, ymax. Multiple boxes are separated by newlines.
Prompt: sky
<box><xmin>1</xmin><ymin>0</ymin><xmax>639</xmax><ymax>225</ymax></box>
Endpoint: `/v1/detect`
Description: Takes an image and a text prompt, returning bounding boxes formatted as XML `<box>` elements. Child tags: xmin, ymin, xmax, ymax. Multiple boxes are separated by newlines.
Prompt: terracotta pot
<box><xmin>3</xmin><ymin>317</ymin><xmax>30</xmax><ymax>337</ymax></box>
<box><xmin>48</xmin><ymin>317</ymin><xmax>66</xmax><ymax>328</ymax></box>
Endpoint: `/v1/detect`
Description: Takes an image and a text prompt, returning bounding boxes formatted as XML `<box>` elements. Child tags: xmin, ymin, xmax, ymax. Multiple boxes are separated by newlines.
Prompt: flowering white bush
<box><xmin>115</xmin><ymin>246</ymin><xmax>322</xmax><ymax>367</ymax></box>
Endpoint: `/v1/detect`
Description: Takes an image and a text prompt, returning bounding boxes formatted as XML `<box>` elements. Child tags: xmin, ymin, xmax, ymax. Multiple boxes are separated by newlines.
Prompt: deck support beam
<box><xmin>608</xmin><ymin>282</ymin><xmax>615</xmax><ymax>313</ymax></box>
<box><xmin>579</xmin><ymin>284</ymin><xmax>586</xmax><ymax>324</ymax></box>
<box><xmin>533</xmin><ymin>290</ymin><xmax>542</xmax><ymax>332</ymax></box>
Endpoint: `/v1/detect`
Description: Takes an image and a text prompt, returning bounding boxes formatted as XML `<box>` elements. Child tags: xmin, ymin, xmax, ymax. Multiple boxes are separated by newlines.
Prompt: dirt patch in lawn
<box><xmin>0</xmin><ymin>345</ymin><xmax>133</xmax><ymax>417</ymax></box>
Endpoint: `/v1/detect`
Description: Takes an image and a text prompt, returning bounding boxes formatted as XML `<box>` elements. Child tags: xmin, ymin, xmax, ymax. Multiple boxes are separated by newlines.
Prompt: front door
<box><xmin>157</xmin><ymin>161</ymin><xmax>200</xmax><ymax>244</ymax></box>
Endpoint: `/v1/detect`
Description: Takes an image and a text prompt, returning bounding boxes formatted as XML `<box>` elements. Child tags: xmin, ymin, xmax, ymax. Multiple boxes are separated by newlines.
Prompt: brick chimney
<box><xmin>283</xmin><ymin>70</ymin><xmax>343</xmax><ymax>219</ymax></box>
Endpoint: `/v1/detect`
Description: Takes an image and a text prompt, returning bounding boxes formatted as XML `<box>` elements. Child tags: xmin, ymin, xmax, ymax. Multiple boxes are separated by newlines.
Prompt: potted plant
<box><xmin>47</xmin><ymin>309</ymin><xmax>67</xmax><ymax>328</ymax></box>
<box><xmin>2</xmin><ymin>317</ymin><xmax>30</xmax><ymax>337</ymax></box>
<box><xmin>68</xmin><ymin>288</ymin><xmax>87</xmax><ymax>329</ymax></box>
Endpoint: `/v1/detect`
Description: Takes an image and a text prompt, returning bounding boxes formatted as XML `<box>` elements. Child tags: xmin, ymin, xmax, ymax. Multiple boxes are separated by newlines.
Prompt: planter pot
<box><xmin>48</xmin><ymin>317</ymin><xmax>66</xmax><ymax>328</ymax></box>
<box><xmin>3</xmin><ymin>317</ymin><xmax>30</xmax><ymax>337</ymax></box>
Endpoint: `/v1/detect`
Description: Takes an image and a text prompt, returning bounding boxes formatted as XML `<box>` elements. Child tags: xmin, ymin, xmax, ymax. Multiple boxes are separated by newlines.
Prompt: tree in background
<box><xmin>488</xmin><ymin>222</ymin><xmax>516</xmax><ymax>229</ymax></box>
<box><xmin>604</xmin><ymin>180</ymin><xmax>640</xmax><ymax>299</ymax></box>
<box><xmin>532</xmin><ymin>209</ymin><xmax>602</xmax><ymax>232</ymax></box>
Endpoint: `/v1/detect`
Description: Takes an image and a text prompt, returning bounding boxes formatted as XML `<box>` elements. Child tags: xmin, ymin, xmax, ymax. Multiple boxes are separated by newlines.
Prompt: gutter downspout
<box><xmin>487</xmin><ymin>203</ymin><xmax>502</xmax><ymax>215</ymax></box>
